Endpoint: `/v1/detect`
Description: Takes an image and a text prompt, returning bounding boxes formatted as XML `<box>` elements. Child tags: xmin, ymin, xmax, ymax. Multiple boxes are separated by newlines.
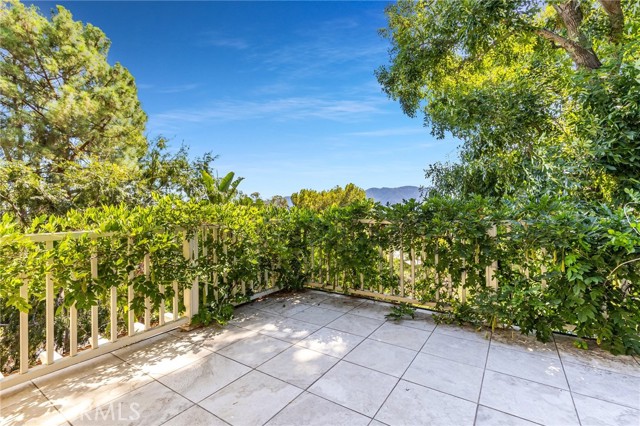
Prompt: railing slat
<box><xmin>144</xmin><ymin>253</ymin><xmax>151</xmax><ymax>330</ymax></box>
<box><xmin>45</xmin><ymin>240</ymin><xmax>54</xmax><ymax>364</ymax></box>
<box><xmin>110</xmin><ymin>286</ymin><xmax>118</xmax><ymax>342</ymax></box>
<box><xmin>172</xmin><ymin>281</ymin><xmax>179</xmax><ymax>320</ymax></box>
<box><xmin>202</xmin><ymin>227</ymin><xmax>208</xmax><ymax>305</ymax></box>
<box><xmin>90</xmin><ymin>241</ymin><xmax>99</xmax><ymax>349</ymax></box>
<box><xmin>459</xmin><ymin>260</ymin><xmax>467</xmax><ymax>304</ymax></box>
<box><xmin>486</xmin><ymin>225</ymin><xmax>498</xmax><ymax>289</ymax></box>
<box><xmin>388</xmin><ymin>250</ymin><xmax>393</xmax><ymax>295</ymax></box>
<box><xmin>70</xmin><ymin>302</ymin><xmax>78</xmax><ymax>356</ymax></box>
<box><xmin>192</xmin><ymin>235</ymin><xmax>199</xmax><ymax>315</ymax></box>
<box><xmin>19</xmin><ymin>281</ymin><xmax>29</xmax><ymax>374</ymax></box>
<box><xmin>434</xmin><ymin>252</ymin><xmax>440</xmax><ymax>302</ymax></box>
<box><xmin>310</xmin><ymin>246</ymin><xmax>315</xmax><ymax>282</ymax></box>
<box><xmin>159</xmin><ymin>283</ymin><xmax>165</xmax><ymax>326</ymax></box>
<box><xmin>127</xmin><ymin>238</ymin><xmax>135</xmax><ymax>337</ymax></box>
<box><xmin>410</xmin><ymin>247</ymin><xmax>416</xmax><ymax>299</ymax></box>
<box><xmin>400</xmin><ymin>247</ymin><xmax>405</xmax><ymax>297</ymax></box>
<box><xmin>213</xmin><ymin>227</ymin><xmax>219</xmax><ymax>302</ymax></box>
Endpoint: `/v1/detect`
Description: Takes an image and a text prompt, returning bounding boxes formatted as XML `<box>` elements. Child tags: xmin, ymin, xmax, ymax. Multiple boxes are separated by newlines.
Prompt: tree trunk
<box><xmin>598</xmin><ymin>0</ymin><xmax>624</xmax><ymax>44</ymax></box>
<box><xmin>536</xmin><ymin>29</ymin><xmax>602</xmax><ymax>70</ymax></box>
<box><xmin>551</xmin><ymin>0</ymin><xmax>602</xmax><ymax>69</ymax></box>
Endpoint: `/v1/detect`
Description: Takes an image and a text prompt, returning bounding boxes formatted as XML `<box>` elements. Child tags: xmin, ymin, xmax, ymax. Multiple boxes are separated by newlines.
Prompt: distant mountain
<box><xmin>283</xmin><ymin>186</ymin><xmax>423</xmax><ymax>207</ymax></box>
<box><xmin>366</xmin><ymin>186</ymin><xmax>422</xmax><ymax>205</ymax></box>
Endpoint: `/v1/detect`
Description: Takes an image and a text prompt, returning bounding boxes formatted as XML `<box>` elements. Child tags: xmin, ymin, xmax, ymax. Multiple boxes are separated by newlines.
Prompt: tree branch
<box><xmin>547</xmin><ymin>0</ymin><xmax>601</xmax><ymax>69</ymax></box>
<box><xmin>535</xmin><ymin>28</ymin><xmax>601</xmax><ymax>69</ymax></box>
<box><xmin>598</xmin><ymin>0</ymin><xmax>624</xmax><ymax>44</ymax></box>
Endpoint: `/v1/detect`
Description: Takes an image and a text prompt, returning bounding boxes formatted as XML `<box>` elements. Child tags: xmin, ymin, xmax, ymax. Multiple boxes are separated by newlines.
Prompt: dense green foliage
<box><xmin>0</xmin><ymin>0</ymin><xmax>146</xmax><ymax>222</ymax></box>
<box><xmin>0</xmin><ymin>2</ymin><xmax>227</xmax><ymax>224</ymax></box>
<box><xmin>373</xmin><ymin>0</ymin><xmax>639</xmax><ymax>352</ymax></box>
<box><xmin>291</xmin><ymin>183</ymin><xmax>367</xmax><ymax>211</ymax></box>
<box><xmin>1</xmin><ymin>0</ymin><xmax>639</xmax><ymax>378</ymax></box>
<box><xmin>0</xmin><ymin>198</ymin><xmax>312</xmax><ymax>373</ymax></box>
<box><xmin>3</xmin><ymin>193</ymin><xmax>637</xmax><ymax>375</ymax></box>
<box><xmin>378</xmin><ymin>0</ymin><xmax>639</xmax><ymax>202</ymax></box>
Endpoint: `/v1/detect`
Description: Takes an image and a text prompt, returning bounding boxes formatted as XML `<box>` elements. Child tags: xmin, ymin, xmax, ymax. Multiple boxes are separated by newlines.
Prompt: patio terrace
<box><xmin>2</xmin><ymin>289</ymin><xmax>639</xmax><ymax>426</ymax></box>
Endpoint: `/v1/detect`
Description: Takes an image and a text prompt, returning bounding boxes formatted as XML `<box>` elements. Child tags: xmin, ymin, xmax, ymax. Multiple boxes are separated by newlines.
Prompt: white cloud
<box><xmin>155</xmin><ymin>83</ymin><xmax>199</xmax><ymax>94</ymax></box>
<box><xmin>151</xmin><ymin>96</ymin><xmax>386</xmax><ymax>126</ymax></box>
<box><xmin>344</xmin><ymin>127</ymin><xmax>427</xmax><ymax>138</ymax></box>
<box><xmin>200</xmin><ymin>34</ymin><xmax>248</xmax><ymax>50</ymax></box>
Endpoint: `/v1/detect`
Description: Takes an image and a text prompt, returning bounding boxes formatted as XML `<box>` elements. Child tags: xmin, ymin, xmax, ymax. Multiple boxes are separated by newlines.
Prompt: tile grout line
<box><xmin>369</xmin><ymin>321</ymin><xmax>437</xmax><ymax>422</ymax></box>
<box><xmin>186</xmin><ymin>293</ymin><xmax>362</xmax><ymax>425</ymax></box>
<box><xmin>473</xmin><ymin>329</ymin><xmax>493</xmax><ymax>425</ymax></box>
<box><xmin>554</xmin><ymin>334</ymin><xmax>584</xmax><ymax>426</ymax></box>
<box><xmin>258</xmin><ymin>299</ymin><xmax>387</xmax><ymax>424</ymax></box>
<box><xmin>63</xmin><ymin>333</ymin><xmax>224</xmax><ymax>423</ymax></box>
<box><xmin>29</xmin><ymin>379</ymin><xmax>70</xmax><ymax>426</ymax></box>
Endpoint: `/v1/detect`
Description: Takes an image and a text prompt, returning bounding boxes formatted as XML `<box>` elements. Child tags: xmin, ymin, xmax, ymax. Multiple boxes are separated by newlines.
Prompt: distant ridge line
<box><xmin>365</xmin><ymin>185</ymin><xmax>422</xmax><ymax>205</ymax></box>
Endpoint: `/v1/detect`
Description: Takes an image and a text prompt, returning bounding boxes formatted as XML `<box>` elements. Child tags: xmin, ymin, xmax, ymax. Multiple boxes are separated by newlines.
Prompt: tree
<box><xmin>0</xmin><ymin>0</ymin><xmax>147</xmax><ymax>222</ymax></box>
<box><xmin>291</xmin><ymin>184</ymin><xmax>367</xmax><ymax>211</ymax></box>
<box><xmin>201</xmin><ymin>171</ymin><xmax>244</xmax><ymax>204</ymax></box>
<box><xmin>378</xmin><ymin>0</ymin><xmax>639</xmax><ymax>202</ymax></box>
<box><xmin>267</xmin><ymin>195</ymin><xmax>290</xmax><ymax>208</ymax></box>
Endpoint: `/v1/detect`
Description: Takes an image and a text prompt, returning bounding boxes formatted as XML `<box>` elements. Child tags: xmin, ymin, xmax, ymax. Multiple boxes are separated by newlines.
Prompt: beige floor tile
<box><xmin>486</xmin><ymin>345</ymin><xmax>568</xmax><ymax>389</ymax></box>
<box><xmin>258</xmin><ymin>346</ymin><xmax>338</xmax><ymax>389</ymax></box>
<box><xmin>475</xmin><ymin>406</ymin><xmax>538</xmax><ymax>426</ymax></box>
<box><xmin>257</xmin><ymin>300</ymin><xmax>310</xmax><ymax>317</ymax></box>
<box><xmin>345</xmin><ymin>339</ymin><xmax>416</xmax><ymax>377</ymax></box>
<box><xmin>297</xmin><ymin>328</ymin><xmax>364</xmax><ymax>358</ymax></box>
<box><xmin>113</xmin><ymin>334</ymin><xmax>213</xmax><ymax>378</ymax></box>
<box><xmin>308</xmin><ymin>361</ymin><xmax>398</xmax><ymax>417</ymax></box>
<box><xmin>217</xmin><ymin>333</ymin><xmax>291</xmax><ymax>368</ymax></box>
<box><xmin>490</xmin><ymin>328</ymin><xmax>559</xmax><ymax>358</ymax></box>
<box><xmin>71</xmin><ymin>381</ymin><xmax>192</xmax><ymax>426</ymax></box>
<box><xmin>0</xmin><ymin>381</ymin><xmax>42</xmax><ymax>409</ymax></box>
<box><xmin>393</xmin><ymin>310</ymin><xmax>436</xmax><ymax>332</ymax></box>
<box><xmin>257</xmin><ymin>317</ymin><xmax>322</xmax><ymax>343</ymax></box>
<box><xmin>266</xmin><ymin>392</ymin><xmax>370</xmax><ymax>426</ymax></box>
<box><xmin>432</xmin><ymin>323</ymin><xmax>492</xmax><ymax>343</ymax></box>
<box><xmin>326</xmin><ymin>313</ymin><xmax>385</xmax><ymax>337</ymax></box>
<box><xmin>291</xmin><ymin>306</ymin><xmax>345</xmax><ymax>326</ymax></box>
<box><xmin>200</xmin><ymin>326</ymin><xmax>258</xmax><ymax>352</ymax></box>
<box><xmin>375</xmin><ymin>380</ymin><xmax>477</xmax><ymax>426</ymax></box>
<box><xmin>158</xmin><ymin>352</ymin><xmax>251</xmax><ymax>402</ymax></box>
<box><xmin>163</xmin><ymin>405</ymin><xmax>228</xmax><ymax>426</ymax></box>
<box><xmin>403</xmin><ymin>352</ymin><xmax>483</xmax><ymax>402</ymax></box>
<box><xmin>573</xmin><ymin>393</ymin><xmax>640</xmax><ymax>426</ymax></box>
<box><xmin>348</xmin><ymin>301</ymin><xmax>393</xmax><ymax>320</ymax></box>
<box><xmin>35</xmin><ymin>356</ymin><xmax>153</xmax><ymax>421</ymax></box>
<box><xmin>564</xmin><ymin>361</ymin><xmax>640</xmax><ymax>408</ymax></box>
<box><xmin>555</xmin><ymin>334</ymin><xmax>640</xmax><ymax>377</ymax></box>
<box><xmin>422</xmin><ymin>332</ymin><xmax>489</xmax><ymax>368</ymax></box>
<box><xmin>200</xmin><ymin>370</ymin><xmax>302</xmax><ymax>426</ymax></box>
<box><xmin>369</xmin><ymin>322</ymin><xmax>430</xmax><ymax>351</ymax></box>
<box><xmin>480</xmin><ymin>370</ymin><xmax>579</xmax><ymax>425</ymax></box>
<box><xmin>315</xmin><ymin>297</ymin><xmax>364</xmax><ymax>313</ymax></box>
<box><xmin>1</xmin><ymin>387</ymin><xmax>67</xmax><ymax>426</ymax></box>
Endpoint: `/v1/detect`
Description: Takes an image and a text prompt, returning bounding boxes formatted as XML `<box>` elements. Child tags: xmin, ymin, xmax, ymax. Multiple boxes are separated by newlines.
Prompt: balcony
<box><xmin>2</xmin><ymin>289</ymin><xmax>639</xmax><ymax>426</ymax></box>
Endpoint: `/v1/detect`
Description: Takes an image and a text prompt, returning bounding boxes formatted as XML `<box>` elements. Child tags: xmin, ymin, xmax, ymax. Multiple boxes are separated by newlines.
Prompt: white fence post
<box><xmin>183</xmin><ymin>232</ymin><xmax>199</xmax><ymax>319</ymax></box>
<box><xmin>45</xmin><ymin>240</ymin><xmax>55</xmax><ymax>364</ymax></box>
<box><xmin>19</xmin><ymin>278</ymin><xmax>29</xmax><ymax>374</ymax></box>
<box><xmin>486</xmin><ymin>225</ymin><xmax>498</xmax><ymax>289</ymax></box>
<box><xmin>90</xmin><ymin>240</ymin><xmax>99</xmax><ymax>349</ymax></box>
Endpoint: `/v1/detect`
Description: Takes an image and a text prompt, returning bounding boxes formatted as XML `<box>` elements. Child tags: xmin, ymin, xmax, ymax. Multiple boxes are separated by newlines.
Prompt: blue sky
<box><xmin>32</xmin><ymin>1</ymin><xmax>459</xmax><ymax>198</ymax></box>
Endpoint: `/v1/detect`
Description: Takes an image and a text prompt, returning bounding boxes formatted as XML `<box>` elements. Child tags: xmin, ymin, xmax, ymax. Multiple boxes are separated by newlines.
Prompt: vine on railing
<box><xmin>1</xmin><ymin>193</ymin><xmax>639</xmax><ymax>376</ymax></box>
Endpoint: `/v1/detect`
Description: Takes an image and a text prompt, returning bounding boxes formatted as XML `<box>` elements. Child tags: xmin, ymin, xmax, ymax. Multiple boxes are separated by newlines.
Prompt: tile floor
<box><xmin>1</xmin><ymin>289</ymin><xmax>639</xmax><ymax>426</ymax></box>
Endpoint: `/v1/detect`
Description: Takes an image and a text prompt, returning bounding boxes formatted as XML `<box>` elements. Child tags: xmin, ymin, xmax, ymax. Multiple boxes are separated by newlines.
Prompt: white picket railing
<box><xmin>0</xmin><ymin>226</ymin><xmax>279</xmax><ymax>390</ymax></box>
<box><xmin>307</xmin><ymin>224</ymin><xmax>499</xmax><ymax>309</ymax></box>
<box><xmin>1</xmin><ymin>220</ymin><xmax>499</xmax><ymax>389</ymax></box>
